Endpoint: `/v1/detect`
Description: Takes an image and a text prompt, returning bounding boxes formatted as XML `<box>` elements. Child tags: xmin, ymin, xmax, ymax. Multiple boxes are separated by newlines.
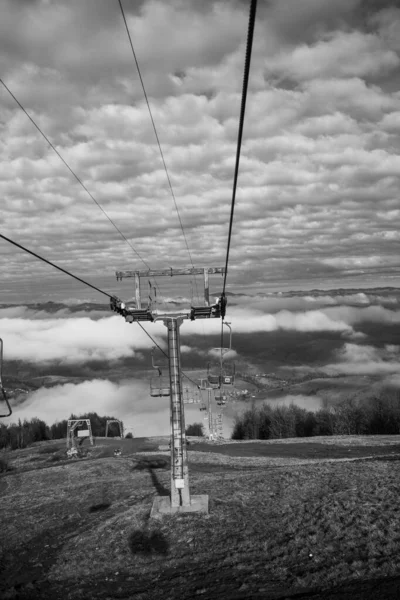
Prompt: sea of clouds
<box><xmin>1</xmin><ymin>290</ymin><xmax>400</xmax><ymax>432</ymax></box>
<box><xmin>3</xmin><ymin>293</ymin><xmax>400</xmax><ymax>365</ymax></box>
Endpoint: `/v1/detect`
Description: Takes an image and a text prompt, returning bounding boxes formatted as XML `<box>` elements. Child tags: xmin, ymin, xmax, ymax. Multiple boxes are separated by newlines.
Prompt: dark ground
<box><xmin>2</xmin><ymin>437</ymin><xmax>400</xmax><ymax>599</ymax></box>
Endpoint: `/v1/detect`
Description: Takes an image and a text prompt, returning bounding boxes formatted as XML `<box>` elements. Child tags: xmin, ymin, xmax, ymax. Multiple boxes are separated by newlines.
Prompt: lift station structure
<box><xmin>111</xmin><ymin>266</ymin><xmax>226</xmax><ymax>516</ymax></box>
<box><xmin>105</xmin><ymin>419</ymin><xmax>124</xmax><ymax>438</ymax></box>
<box><xmin>66</xmin><ymin>419</ymin><xmax>94</xmax><ymax>449</ymax></box>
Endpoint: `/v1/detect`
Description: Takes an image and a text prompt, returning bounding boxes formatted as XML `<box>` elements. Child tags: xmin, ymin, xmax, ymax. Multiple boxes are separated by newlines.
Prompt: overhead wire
<box><xmin>0</xmin><ymin>77</ymin><xmax>169</xmax><ymax>313</ymax></box>
<box><xmin>222</xmin><ymin>0</ymin><xmax>257</xmax><ymax>297</ymax></box>
<box><xmin>117</xmin><ymin>0</ymin><xmax>202</xmax><ymax>305</ymax></box>
<box><xmin>1</xmin><ymin>1</ymin><xmax>248</xmax><ymax>391</ymax></box>
<box><xmin>0</xmin><ymin>233</ymin><xmax>113</xmax><ymax>299</ymax></box>
<box><xmin>140</xmin><ymin>322</ymin><xmax>199</xmax><ymax>387</ymax></box>
<box><xmin>0</xmin><ymin>78</ymin><xmax>148</xmax><ymax>268</ymax></box>
<box><xmin>220</xmin><ymin>0</ymin><xmax>257</xmax><ymax>356</ymax></box>
<box><xmin>118</xmin><ymin>0</ymin><xmax>210</xmax><ymax>370</ymax></box>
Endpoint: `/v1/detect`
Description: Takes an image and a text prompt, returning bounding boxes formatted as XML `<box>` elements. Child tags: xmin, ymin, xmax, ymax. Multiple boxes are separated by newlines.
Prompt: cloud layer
<box><xmin>3</xmin><ymin>291</ymin><xmax>400</xmax><ymax>365</ymax></box>
<box><xmin>2</xmin><ymin>378</ymin><xmax>172</xmax><ymax>436</ymax></box>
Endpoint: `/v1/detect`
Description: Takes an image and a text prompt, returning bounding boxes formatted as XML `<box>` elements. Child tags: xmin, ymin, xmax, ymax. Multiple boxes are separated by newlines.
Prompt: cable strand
<box><xmin>222</xmin><ymin>0</ymin><xmax>257</xmax><ymax>295</ymax></box>
<box><xmin>0</xmin><ymin>78</ymin><xmax>149</xmax><ymax>268</ymax></box>
<box><xmin>0</xmin><ymin>78</ymin><xmax>171</xmax><ymax>311</ymax></box>
<box><xmin>117</xmin><ymin>0</ymin><xmax>201</xmax><ymax>304</ymax></box>
<box><xmin>0</xmin><ymin>233</ymin><xmax>113</xmax><ymax>299</ymax></box>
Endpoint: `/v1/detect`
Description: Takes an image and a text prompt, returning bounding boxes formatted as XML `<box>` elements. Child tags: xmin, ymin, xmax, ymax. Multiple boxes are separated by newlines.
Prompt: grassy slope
<box><xmin>1</xmin><ymin>437</ymin><xmax>400</xmax><ymax>599</ymax></box>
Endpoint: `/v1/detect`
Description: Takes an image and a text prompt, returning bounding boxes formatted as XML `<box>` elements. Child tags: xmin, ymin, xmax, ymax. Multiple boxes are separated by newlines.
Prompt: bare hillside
<box><xmin>1</xmin><ymin>437</ymin><xmax>400</xmax><ymax>599</ymax></box>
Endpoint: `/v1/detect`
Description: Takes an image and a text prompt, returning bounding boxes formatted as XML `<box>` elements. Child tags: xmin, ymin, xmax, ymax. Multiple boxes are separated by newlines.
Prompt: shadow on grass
<box><xmin>132</xmin><ymin>457</ymin><xmax>168</xmax><ymax>470</ymax></box>
<box><xmin>131</xmin><ymin>456</ymin><xmax>169</xmax><ymax>496</ymax></box>
<box><xmin>39</xmin><ymin>445</ymin><xmax>61</xmax><ymax>455</ymax></box>
<box><xmin>89</xmin><ymin>502</ymin><xmax>111</xmax><ymax>512</ymax></box>
<box><xmin>148</xmin><ymin>467</ymin><xmax>169</xmax><ymax>496</ymax></box>
<box><xmin>128</xmin><ymin>530</ymin><xmax>169</xmax><ymax>555</ymax></box>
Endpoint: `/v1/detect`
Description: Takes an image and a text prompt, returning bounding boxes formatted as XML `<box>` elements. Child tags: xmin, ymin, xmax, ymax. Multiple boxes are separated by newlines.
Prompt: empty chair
<box><xmin>150</xmin><ymin>376</ymin><xmax>170</xmax><ymax>397</ymax></box>
<box><xmin>207</xmin><ymin>373</ymin><xmax>221</xmax><ymax>388</ymax></box>
<box><xmin>198</xmin><ymin>378</ymin><xmax>208</xmax><ymax>390</ymax></box>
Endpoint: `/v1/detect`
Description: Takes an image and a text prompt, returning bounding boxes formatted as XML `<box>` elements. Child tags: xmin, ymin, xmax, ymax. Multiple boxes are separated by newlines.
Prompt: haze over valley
<box><xmin>2</xmin><ymin>286</ymin><xmax>400</xmax><ymax>437</ymax></box>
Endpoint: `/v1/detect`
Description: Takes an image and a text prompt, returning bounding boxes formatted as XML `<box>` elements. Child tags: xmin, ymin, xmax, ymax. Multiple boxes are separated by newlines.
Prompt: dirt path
<box><xmin>189</xmin><ymin>440</ymin><xmax>400</xmax><ymax>460</ymax></box>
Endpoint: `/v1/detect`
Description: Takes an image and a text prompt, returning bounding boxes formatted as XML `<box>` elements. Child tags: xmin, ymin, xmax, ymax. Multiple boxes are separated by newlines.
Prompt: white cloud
<box><xmin>324</xmin><ymin>305</ymin><xmax>400</xmax><ymax>325</ymax></box>
<box><xmin>0</xmin><ymin>314</ymin><xmax>167</xmax><ymax>363</ymax></box>
<box><xmin>321</xmin><ymin>343</ymin><xmax>400</xmax><ymax>376</ymax></box>
<box><xmin>223</xmin><ymin>307</ymin><xmax>353</xmax><ymax>334</ymax></box>
<box><xmin>265</xmin><ymin>31</ymin><xmax>399</xmax><ymax>81</ymax></box>
<box><xmin>0</xmin><ymin>299</ymin><xmax>369</xmax><ymax>368</ymax></box>
<box><xmin>2</xmin><ymin>378</ymin><xmax>173</xmax><ymax>436</ymax></box>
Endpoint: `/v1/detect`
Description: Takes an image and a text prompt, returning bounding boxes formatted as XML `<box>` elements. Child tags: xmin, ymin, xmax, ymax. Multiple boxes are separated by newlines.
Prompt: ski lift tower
<box><xmin>105</xmin><ymin>419</ymin><xmax>124</xmax><ymax>439</ymax></box>
<box><xmin>112</xmin><ymin>266</ymin><xmax>226</xmax><ymax>517</ymax></box>
<box><xmin>66</xmin><ymin>419</ymin><xmax>94</xmax><ymax>449</ymax></box>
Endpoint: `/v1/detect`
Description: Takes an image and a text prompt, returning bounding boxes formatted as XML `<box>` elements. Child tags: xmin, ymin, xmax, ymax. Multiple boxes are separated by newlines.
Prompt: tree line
<box><xmin>232</xmin><ymin>392</ymin><xmax>400</xmax><ymax>440</ymax></box>
<box><xmin>0</xmin><ymin>412</ymin><xmax>125</xmax><ymax>451</ymax></box>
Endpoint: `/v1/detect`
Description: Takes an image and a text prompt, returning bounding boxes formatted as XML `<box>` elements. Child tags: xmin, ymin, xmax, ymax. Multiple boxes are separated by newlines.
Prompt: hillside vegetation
<box><xmin>232</xmin><ymin>394</ymin><xmax>400</xmax><ymax>440</ymax></box>
<box><xmin>0</xmin><ymin>412</ymin><xmax>124</xmax><ymax>451</ymax></box>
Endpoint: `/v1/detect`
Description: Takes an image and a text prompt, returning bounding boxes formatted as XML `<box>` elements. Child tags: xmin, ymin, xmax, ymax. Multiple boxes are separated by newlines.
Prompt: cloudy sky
<box><xmin>1</xmin><ymin>0</ymin><xmax>400</xmax><ymax>305</ymax></box>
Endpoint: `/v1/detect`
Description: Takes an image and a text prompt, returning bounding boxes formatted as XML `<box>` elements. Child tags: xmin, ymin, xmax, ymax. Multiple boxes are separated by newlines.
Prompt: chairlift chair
<box><xmin>0</xmin><ymin>338</ymin><xmax>11</xmax><ymax>418</ymax></box>
<box><xmin>207</xmin><ymin>363</ymin><xmax>221</xmax><ymax>389</ymax></box>
<box><xmin>198</xmin><ymin>378</ymin><xmax>209</xmax><ymax>391</ymax></box>
<box><xmin>150</xmin><ymin>375</ymin><xmax>170</xmax><ymax>397</ymax></box>
<box><xmin>215</xmin><ymin>391</ymin><xmax>226</xmax><ymax>406</ymax></box>
<box><xmin>150</xmin><ymin>346</ymin><xmax>170</xmax><ymax>397</ymax></box>
<box><xmin>221</xmin><ymin>364</ymin><xmax>236</xmax><ymax>386</ymax></box>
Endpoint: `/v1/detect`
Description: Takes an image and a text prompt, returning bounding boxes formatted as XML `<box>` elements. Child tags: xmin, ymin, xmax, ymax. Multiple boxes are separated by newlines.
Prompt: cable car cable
<box><xmin>0</xmin><ymin>233</ymin><xmax>114</xmax><ymax>299</ymax></box>
<box><xmin>146</xmin><ymin>331</ymin><xmax>198</xmax><ymax>388</ymax></box>
<box><xmin>221</xmin><ymin>0</ymin><xmax>257</xmax><ymax>297</ymax></box>
<box><xmin>220</xmin><ymin>0</ymin><xmax>257</xmax><ymax>355</ymax></box>
<box><xmin>117</xmin><ymin>0</ymin><xmax>202</xmax><ymax>305</ymax></box>
<box><xmin>117</xmin><ymin>0</ymin><xmax>209</xmax><ymax>350</ymax></box>
<box><xmin>0</xmin><ymin>78</ymin><xmax>148</xmax><ymax>268</ymax></box>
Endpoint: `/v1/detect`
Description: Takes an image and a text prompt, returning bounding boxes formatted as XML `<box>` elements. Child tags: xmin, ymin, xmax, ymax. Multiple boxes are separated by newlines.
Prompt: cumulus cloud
<box><xmin>265</xmin><ymin>30</ymin><xmax>400</xmax><ymax>81</ymax></box>
<box><xmin>2</xmin><ymin>378</ymin><xmax>174</xmax><ymax>436</ymax></box>
<box><xmin>324</xmin><ymin>305</ymin><xmax>400</xmax><ymax>325</ymax></box>
<box><xmin>0</xmin><ymin>299</ymin><xmax>365</xmax><ymax>368</ymax></box>
<box><xmin>0</xmin><ymin>0</ymin><xmax>400</xmax><ymax>298</ymax></box>
<box><xmin>222</xmin><ymin>307</ymin><xmax>353</xmax><ymax>334</ymax></box>
<box><xmin>0</xmin><ymin>314</ymin><xmax>167</xmax><ymax>363</ymax></box>
<box><xmin>321</xmin><ymin>343</ymin><xmax>400</xmax><ymax>376</ymax></box>
<box><xmin>6</xmin><ymin>290</ymin><xmax>400</xmax><ymax>368</ymax></box>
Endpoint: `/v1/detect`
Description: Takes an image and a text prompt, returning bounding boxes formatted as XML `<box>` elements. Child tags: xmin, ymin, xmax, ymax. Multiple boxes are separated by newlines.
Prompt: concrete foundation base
<box><xmin>150</xmin><ymin>495</ymin><xmax>209</xmax><ymax>518</ymax></box>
